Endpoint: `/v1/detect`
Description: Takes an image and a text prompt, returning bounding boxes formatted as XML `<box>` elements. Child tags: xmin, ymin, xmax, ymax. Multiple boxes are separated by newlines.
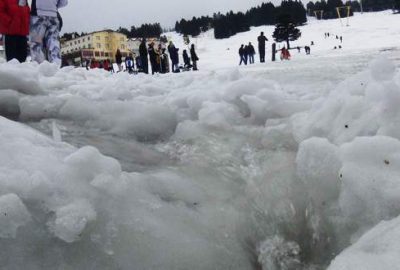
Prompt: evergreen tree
<box><xmin>394</xmin><ymin>0</ymin><xmax>400</xmax><ymax>11</ymax></box>
<box><xmin>272</xmin><ymin>14</ymin><xmax>301</xmax><ymax>48</ymax></box>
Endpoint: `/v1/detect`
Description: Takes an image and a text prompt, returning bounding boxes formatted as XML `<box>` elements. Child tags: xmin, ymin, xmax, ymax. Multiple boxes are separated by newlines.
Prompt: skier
<box><xmin>238</xmin><ymin>44</ymin><xmax>246</xmax><ymax>65</ymax></box>
<box><xmin>29</xmin><ymin>0</ymin><xmax>68</xmax><ymax>66</ymax></box>
<box><xmin>0</xmin><ymin>0</ymin><xmax>30</xmax><ymax>62</ymax></box>
<box><xmin>139</xmin><ymin>38</ymin><xmax>149</xmax><ymax>74</ymax></box>
<box><xmin>190</xmin><ymin>44</ymin><xmax>199</xmax><ymax>71</ymax></box>
<box><xmin>257</xmin><ymin>31</ymin><xmax>268</xmax><ymax>63</ymax></box>
<box><xmin>115</xmin><ymin>49</ymin><xmax>122</xmax><ymax>72</ymax></box>
<box><xmin>168</xmin><ymin>41</ymin><xmax>179</xmax><ymax>73</ymax></box>
<box><xmin>248</xmin><ymin>42</ymin><xmax>255</xmax><ymax>64</ymax></box>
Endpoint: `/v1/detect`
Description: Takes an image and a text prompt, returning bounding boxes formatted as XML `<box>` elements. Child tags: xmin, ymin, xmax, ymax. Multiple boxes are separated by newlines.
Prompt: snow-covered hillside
<box><xmin>0</xmin><ymin>11</ymin><xmax>400</xmax><ymax>270</ymax></box>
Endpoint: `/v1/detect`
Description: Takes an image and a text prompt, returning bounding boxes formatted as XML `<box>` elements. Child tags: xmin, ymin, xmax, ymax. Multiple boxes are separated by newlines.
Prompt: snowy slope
<box><xmin>168</xmin><ymin>11</ymin><xmax>400</xmax><ymax>71</ymax></box>
<box><xmin>0</xmin><ymin>11</ymin><xmax>400</xmax><ymax>270</ymax></box>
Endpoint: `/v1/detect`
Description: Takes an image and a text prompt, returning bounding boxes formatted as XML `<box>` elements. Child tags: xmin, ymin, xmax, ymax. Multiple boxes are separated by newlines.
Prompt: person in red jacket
<box><xmin>0</xmin><ymin>0</ymin><xmax>30</xmax><ymax>62</ymax></box>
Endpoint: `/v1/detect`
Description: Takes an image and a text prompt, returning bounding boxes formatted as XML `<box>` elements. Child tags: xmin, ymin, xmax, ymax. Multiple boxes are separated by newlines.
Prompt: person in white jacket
<box><xmin>29</xmin><ymin>0</ymin><xmax>67</xmax><ymax>65</ymax></box>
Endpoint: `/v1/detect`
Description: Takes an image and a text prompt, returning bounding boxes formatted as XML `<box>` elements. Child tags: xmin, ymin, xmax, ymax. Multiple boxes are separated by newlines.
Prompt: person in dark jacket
<box><xmin>182</xmin><ymin>50</ymin><xmax>191</xmax><ymax>69</ymax></box>
<box><xmin>168</xmin><ymin>41</ymin><xmax>179</xmax><ymax>72</ymax></box>
<box><xmin>148</xmin><ymin>42</ymin><xmax>158</xmax><ymax>75</ymax></box>
<box><xmin>160</xmin><ymin>48</ymin><xmax>169</xmax><ymax>73</ymax></box>
<box><xmin>239</xmin><ymin>44</ymin><xmax>246</xmax><ymax>65</ymax></box>
<box><xmin>0</xmin><ymin>0</ymin><xmax>30</xmax><ymax>62</ymax></box>
<box><xmin>190</xmin><ymin>44</ymin><xmax>199</xmax><ymax>71</ymax></box>
<box><xmin>248</xmin><ymin>42</ymin><xmax>255</xmax><ymax>64</ymax></box>
<box><xmin>115</xmin><ymin>49</ymin><xmax>123</xmax><ymax>72</ymax></box>
<box><xmin>244</xmin><ymin>45</ymin><xmax>249</xmax><ymax>65</ymax></box>
<box><xmin>139</xmin><ymin>38</ymin><xmax>149</xmax><ymax>74</ymax></box>
<box><xmin>257</xmin><ymin>31</ymin><xmax>268</xmax><ymax>63</ymax></box>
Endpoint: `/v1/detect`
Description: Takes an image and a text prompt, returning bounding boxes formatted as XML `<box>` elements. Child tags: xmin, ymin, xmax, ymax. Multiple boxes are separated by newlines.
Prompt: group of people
<box><xmin>238</xmin><ymin>32</ymin><xmax>270</xmax><ymax>65</ymax></box>
<box><xmin>238</xmin><ymin>43</ymin><xmax>256</xmax><ymax>65</ymax></box>
<box><xmin>324</xmin><ymin>32</ymin><xmax>344</xmax><ymax>50</ymax></box>
<box><xmin>0</xmin><ymin>0</ymin><xmax>68</xmax><ymax>65</ymax></box>
<box><xmin>138</xmin><ymin>39</ymin><xmax>199</xmax><ymax>75</ymax></box>
<box><xmin>82</xmin><ymin>40</ymin><xmax>200</xmax><ymax>75</ymax></box>
<box><xmin>324</xmin><ymin>32</ymin><xmax>343</xmax><ymax>43</ymax></box>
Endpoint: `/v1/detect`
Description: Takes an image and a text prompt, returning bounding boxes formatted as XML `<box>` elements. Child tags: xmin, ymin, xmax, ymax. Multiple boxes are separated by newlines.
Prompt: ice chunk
<box><xmin>0</xmin><ymin>89</ymin><xmax>20</xmax><ymax>119</ymax></box>
<box><xmin>297</xmin><ymin>137</ymin><xmax>341</xmax><ymax>205</ymax></box>
<box><xmin>258</xmin><ymin>236</ymin><xmax>301</xmax><ymax>270</ymax></box>
<box><xmin>51</xmin><ymin>120</ymin><xmax>62</xmax><ymax>142</ymax></box>
<box><xmin>64</xmin><ymin>146</ymin><xmax>122</xmax><ymax>179</ymax></box>
<box><xmin>0</xmin><ymin>62</ymin><xmax>43</xmax><ymax>94</ymax></box>
<box><xmin>328</xmin><ymin>215</ymin><xmax>400</xmax><ymax>270</ymax></box>
<box><xmin>52</xmin><ymin>200</ymin><xmax>97</xmax><ymax>243</ymax></box>
<box><xmin>339</xmin><ymin>136</ymin><xmax>400</xmax><ymax>227</ymax></box>
<box><xmin>0</xmin><ymin>193</ymin><xmax>31</xmax><ymax>238</ymax></box>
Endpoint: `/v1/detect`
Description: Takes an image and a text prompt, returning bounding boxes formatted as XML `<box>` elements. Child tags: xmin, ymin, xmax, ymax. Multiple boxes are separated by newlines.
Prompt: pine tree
<box><xmin>272</xmin><ymin>14</ymin><xmax>301</xmax><ymax>49</ymax></box>
<box><xmin>395</xmin><ymin>0</ymin><xmax>400</xmax><ymax>12</ymax></box>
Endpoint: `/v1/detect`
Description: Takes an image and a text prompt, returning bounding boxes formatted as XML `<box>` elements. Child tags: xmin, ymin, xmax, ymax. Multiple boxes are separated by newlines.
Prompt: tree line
<box><xmin>307</xmin><ymin>0</ymin><xmax>400</xmax><ymax>20</ymax></box>
<box><xmin>175</xmin><ymin>0</ymin><xmax>307</xmax><ymax>39</ymax></box>
<box><xmin>117</xmin><ymin>23</ymin><xmax>163</xmax><ymax>39</ymax></box>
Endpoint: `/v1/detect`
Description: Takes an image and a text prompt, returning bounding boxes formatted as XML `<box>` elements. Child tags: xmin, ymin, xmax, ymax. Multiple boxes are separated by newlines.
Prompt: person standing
<box><xmin>168</xmin><ymin>41</ymin><xmax>179</xmax><ymax>73</ymax></box>
<box><xmin>190</xmin><ymin>44</ymin><xmax>199</xmax><ymax>71</ymax></box>
<box><xmin>248</xmin><ymin>42</ymin><xmax>255</xmax><ymax>64</ymax></box>
<box><xmin>148</xmin><ymin>42</ymin><xmax>158</xmax><ymax>75</ymax></box>
<box><xmin>244</xmin><ymin>45</ymin><xmax>249</xmax><ymax>65</ymax></box>
<box><xmin>125</xmin><ymin>53</ymin><xmax>134</xmax><ymax>74</ymax></box>
<box><xmin>139</xmin><ymin>38</ymin><xmax>149</xmax><ymax>74</ymax></box>
<box><xmin>238</xmin><ymin>44</ymin><xmax>245</xmax><ymax>65</ymax></box>
<box><xmin>182</xmin><ymin>49</ymin><xmax>191</xmax><ymax>70</ymax></box>
<box><xmin>257</xmin><ymin>31</ymin><xmax>268</xmax><ymax>63</ymax></box>
<box><xmin>0</xmin><ymin>0</ymin><xmax>30</xmax><ymax>62</ymax></box>
<box><xmin>29</xmin><ymin>0</ymin><xmax>68</xmax><ymax>66</ymax></box>
<box><xmin>115</xmin><ymin>49</ymin><xmax>123</xmax><ymax>72</ymax></box>
<box><xmin>160</xmin><ymin>48</ymin><xmax>169</xmax><ymax>73</ymax></box>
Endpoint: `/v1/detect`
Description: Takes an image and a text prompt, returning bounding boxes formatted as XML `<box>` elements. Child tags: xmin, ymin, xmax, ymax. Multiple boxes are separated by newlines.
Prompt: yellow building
<box><xmin>61</xmin><ymin>30</ymin><xmax>130</xmax><ymax>66</ymax></box>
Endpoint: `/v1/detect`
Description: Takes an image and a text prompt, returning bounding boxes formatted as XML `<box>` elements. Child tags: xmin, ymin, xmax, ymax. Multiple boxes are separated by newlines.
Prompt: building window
<box><xmin>96</xmin><ymin>36</ymin><xmax>100</xmax><ymax>40</ymax></box>
<box><xmin>97</xmin><ymin>43</ymin><xmax>101</xmax><ymax>48</ymax></box>
<box><xmin>95</xmin><ymin>51</ymin><xmax>100</xmax><ymax>57</ymax></box>
<box><xmin>106</xmin><ymin>44</ymin><xmax>110</xmax><ymax>49</ymax></box>
<box><xmin>121</xmin><ymin>44</ymin><xmax>125</xmax><ymax>49</ymax></box>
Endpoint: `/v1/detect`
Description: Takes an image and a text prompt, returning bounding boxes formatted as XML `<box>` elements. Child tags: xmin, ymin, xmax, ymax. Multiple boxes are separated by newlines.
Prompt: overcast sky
<box><xmin>60</xmin><ymin>0</ymin><xmax>289</xmax><ymax>33</ymax></box>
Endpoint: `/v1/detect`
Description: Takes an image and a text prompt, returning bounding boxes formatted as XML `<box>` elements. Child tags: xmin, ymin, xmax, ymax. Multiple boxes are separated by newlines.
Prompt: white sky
<box><xmin>60</xmin><ymin>0</ymin><xmax>290</xmax><ymax>33</ymax></box>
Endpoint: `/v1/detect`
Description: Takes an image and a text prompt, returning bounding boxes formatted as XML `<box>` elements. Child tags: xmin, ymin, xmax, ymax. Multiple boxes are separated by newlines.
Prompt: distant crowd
<box><xmin>85</xmin><ymin>39</ymin><xmax>199</xmax><ymax>75</ymax></box>
<box><xmin>238</xmin><ymin>31</ymin><xmax>309</xmax><ymax>65</ymax></box>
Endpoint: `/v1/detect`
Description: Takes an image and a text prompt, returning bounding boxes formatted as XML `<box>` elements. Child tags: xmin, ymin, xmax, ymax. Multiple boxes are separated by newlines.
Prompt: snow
<box><xmin>0</xmin><ymin>10</ymin><xmax>400</xmax><ymax>270</ymax></box>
